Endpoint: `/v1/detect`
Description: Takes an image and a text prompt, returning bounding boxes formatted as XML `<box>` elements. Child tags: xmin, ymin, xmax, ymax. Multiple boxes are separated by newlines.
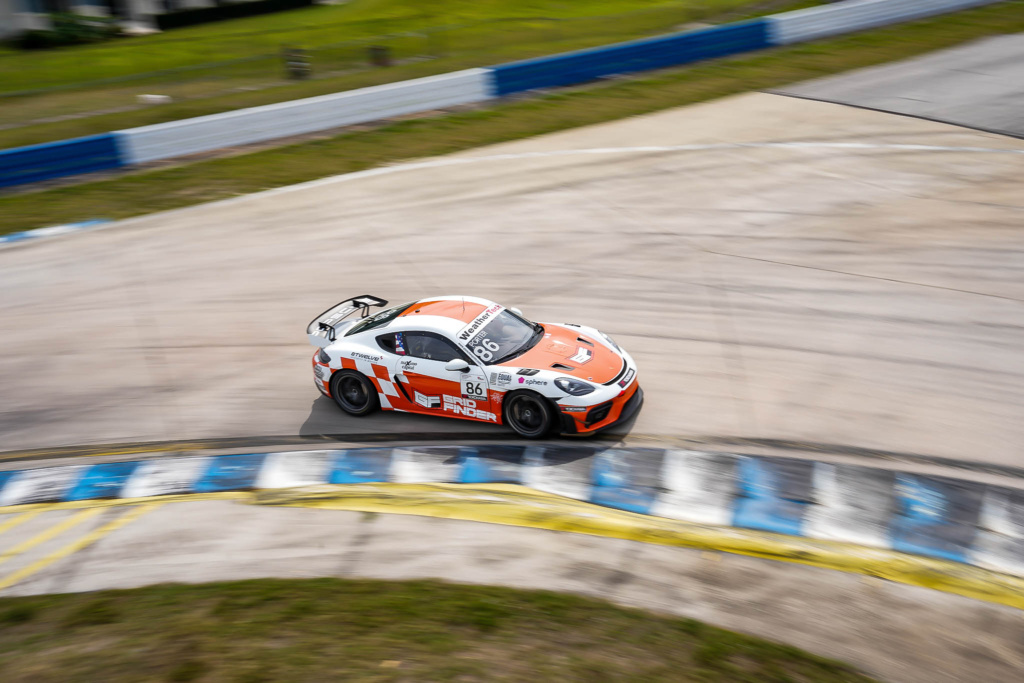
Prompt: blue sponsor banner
<box><xmin>491</xmin><ymin>19</ymin><xmax>769</xmax><ymax>96</ymax></box>
<box><xmin>732</xmin><ymin>457</ymin><xmax>812</xmax><ymax>536</ymax></box>
<box><xmin>65</xmin><ymin>461</ymin><xmax>141</xmax><ymax>501</ymax></box>
<box><xmin>458</xmin><ymin>445</ymin><xmax>527</xmax><ymax>484</ymax></box>
<box><xmin>0</xmin><ymin>134</ymin><xmax>124</xmax><ymax>189</ymax></box>
<box><xmin>193</xmin><ymin>453</ymin><xmax>267</xmax><ymax>492</ymax></box>
<box><xmin>889</xmin><ymin>474</ymin><xmax>982</xmax><ymax>563</ymax></box>
<box><xmin>328</xmin><ymin>448</ymin><xmax>392</xmax><ymax>484</ymax></box>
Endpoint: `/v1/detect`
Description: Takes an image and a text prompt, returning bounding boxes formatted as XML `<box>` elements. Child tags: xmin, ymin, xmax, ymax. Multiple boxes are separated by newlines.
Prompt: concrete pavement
<box><xmin>1</xmin><ymin>92</ymin><xmax>1022</xmax><ymax>465</ymax></box>
<box><xmin>777</xmin><ymin>33</ymin><xmax>1024</xmax><ymax>138</ymax></box>
<box><xmin>1</xmin><ymin>498</ymin><xmax>1022</xmax><ymax>683</ymax></box>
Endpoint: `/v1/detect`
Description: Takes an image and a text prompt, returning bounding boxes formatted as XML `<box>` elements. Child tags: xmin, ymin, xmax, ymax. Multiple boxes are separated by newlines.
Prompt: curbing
<box><xmin>0</xmin><ymin>444</ymin><xmax>1022</xmax><ymax>584</ymax></box>
<box><xmin>3</xmin><ymin>482</ymin><xmax>1023</xmax><ymax>610</ymax></box>
<box><xmin>0</xmin><ymin>219</ymin><xmax>108</xmax><ymax>246</ymax></box>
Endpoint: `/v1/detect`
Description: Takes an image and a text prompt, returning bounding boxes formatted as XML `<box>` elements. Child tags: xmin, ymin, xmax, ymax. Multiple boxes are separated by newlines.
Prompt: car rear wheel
<box><xmin>504</xmin><ymin>391</ymin><xmax>553</xmax><ymax>438</ymax></box>
<box><xmin>330</xmin><ymin>370</ymin><xmax>380</xmax><ymax>416</ymax></box>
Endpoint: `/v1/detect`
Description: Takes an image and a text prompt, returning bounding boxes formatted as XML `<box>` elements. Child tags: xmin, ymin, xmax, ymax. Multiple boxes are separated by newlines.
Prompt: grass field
<box><xmin>0</xmin><ymin>577</ymin><xmax>876</xmax><ymax>682</ymax></box>
<box><xmin>0</xmin><ymin>0</ymin><xmax>1020</xmax><ymax>236</ymax></box>
<box><xmin>0</xmin><ymin>0</ymin><xmax>817</xmax><ymax>149</ymax></box>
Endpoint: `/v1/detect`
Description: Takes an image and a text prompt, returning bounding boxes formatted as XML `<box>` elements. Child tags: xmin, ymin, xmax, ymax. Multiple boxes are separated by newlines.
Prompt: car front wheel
<box><xmin>504</xmin><ymin>391</ymin><xmax>554</xmax><ymax>438</ymax></box>
<box><xmin>330</xmin><ymin>369</ymin><xmax>380</xmax><ymax>416</ymax></box>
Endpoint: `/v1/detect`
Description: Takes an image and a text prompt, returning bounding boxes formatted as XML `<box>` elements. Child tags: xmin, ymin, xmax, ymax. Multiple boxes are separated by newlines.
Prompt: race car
<box><xmin>307</xmin><ymin>295</ymin><xmax>642</xmax><ymax>438</ymax></box>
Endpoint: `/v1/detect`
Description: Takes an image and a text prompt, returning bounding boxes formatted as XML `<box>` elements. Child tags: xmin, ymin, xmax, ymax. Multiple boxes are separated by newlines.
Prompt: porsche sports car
<box><xmin>307</xmin><ymin>295</ymin><xmax>642</xmax><ymax>438</ymax></box>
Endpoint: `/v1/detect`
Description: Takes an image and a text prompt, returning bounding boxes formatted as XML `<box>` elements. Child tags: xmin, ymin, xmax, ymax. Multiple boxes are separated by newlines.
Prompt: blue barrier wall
<box><xmin>0</xmin><ymin>133</ymin><xmax>124</xmax><ymax>189</ymax></box>
<box><xmin>490</xmin><ymin>19</ymin><xmax>769</xmax><ymax>96</ymax></box>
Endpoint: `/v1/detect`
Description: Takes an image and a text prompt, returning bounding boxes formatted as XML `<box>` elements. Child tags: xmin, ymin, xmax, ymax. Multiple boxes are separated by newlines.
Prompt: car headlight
<box><xmin>599</xmin><ymin>332</ymin><xmax>620</xmax><ymax>352</ymax></box>
<box><xmin>317</xmin><ymin>349</ymin><xmax>330</xmax><ymax>364</ymax></box>
<box><xmin>554</xmin><ymin>377</ymin><xmax>595</xmax><ymax>396</ymax></box>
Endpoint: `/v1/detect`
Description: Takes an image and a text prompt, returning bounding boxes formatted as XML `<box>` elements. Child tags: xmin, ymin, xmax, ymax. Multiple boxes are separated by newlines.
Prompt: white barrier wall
<box><xmin>117</xmin><ymin>68</ymin><xmax>491</xmax><ymax>165</ymax></box>
<box><xmin>88</xmin><ymin>0</ymin><xmax>1006</xmax><ymax>169</ymax></box>
<box><xmin>767</xmin><ymin>0</ymin><xmax>1000</xmax><ymax>45</ymax></box>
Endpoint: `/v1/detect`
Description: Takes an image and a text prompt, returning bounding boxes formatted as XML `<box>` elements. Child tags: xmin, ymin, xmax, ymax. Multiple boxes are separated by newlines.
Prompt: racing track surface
<box><xmin>1</xmin><ymin>92</ymin><xmax>1024</xmax><ymax>465</ymax></box>
<box><xmin>779</xmin><ymin>32</ymin><xmax>1024</xmax><ymax>138</ymax></box>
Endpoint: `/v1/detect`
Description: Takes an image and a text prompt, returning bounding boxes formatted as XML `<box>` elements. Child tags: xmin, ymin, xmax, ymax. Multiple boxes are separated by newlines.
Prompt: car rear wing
<box><xmin>307</xmin><ymin>295</ymin><xmax>388</xmax><ymax>347</ymax></box>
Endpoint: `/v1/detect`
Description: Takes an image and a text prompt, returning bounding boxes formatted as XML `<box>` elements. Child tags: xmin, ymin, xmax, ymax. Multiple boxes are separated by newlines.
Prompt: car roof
<box><xmin>389</xmin><ymin>295</ymin><xmax>499</xmax><ymax>338</ymax></box>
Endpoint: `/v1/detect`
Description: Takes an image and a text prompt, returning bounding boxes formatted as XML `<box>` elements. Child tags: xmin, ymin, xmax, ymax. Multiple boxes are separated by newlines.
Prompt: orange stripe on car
<box><xmin>398</xmin><ymin>300</ymin><xmax>487</xmax><ymax>323</ymax></box>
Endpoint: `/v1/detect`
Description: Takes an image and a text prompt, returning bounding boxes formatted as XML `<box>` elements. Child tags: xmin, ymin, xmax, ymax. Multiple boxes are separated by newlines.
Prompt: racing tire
<box><xmin>330</xmin><ymin>370</ymin><xmax>380</xmax><ymax>417</ymax></box>
<box><xmin>504</xmin><ymin>391</ymin><xmax>554</xmax><ymax>439</ymax></box>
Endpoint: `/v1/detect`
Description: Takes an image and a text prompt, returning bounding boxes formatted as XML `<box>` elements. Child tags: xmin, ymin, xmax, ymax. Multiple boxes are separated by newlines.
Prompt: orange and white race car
<box><xmin>307</xmin><ymin>295</ymin><xmax>642</xmax><ymax>438</ymax></box>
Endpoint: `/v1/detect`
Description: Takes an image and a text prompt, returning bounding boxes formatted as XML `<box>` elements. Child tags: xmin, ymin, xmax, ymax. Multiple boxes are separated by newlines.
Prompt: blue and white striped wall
<box><xmin>0</xmin><ymin>0</ymin><xmax>1004</xmax><ymax>190</ymax></box>
<box><xmin>1</xmin><ymin>445</ymin><xmax>1022</xmax><ymax>578</ymax></box>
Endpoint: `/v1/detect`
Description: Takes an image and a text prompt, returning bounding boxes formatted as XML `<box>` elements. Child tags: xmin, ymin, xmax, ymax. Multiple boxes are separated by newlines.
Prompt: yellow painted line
<box><xmin>0</xmin><ymin>503</ymin><xmax>163</xmax><ymax>593</ymax></box>
<box><xmin>0</xmin><ymin>510</ymin><xmax>43</xmax><ymax>537</ymax></box>
<box><xmin>0</xmin><ymin>508</ymin><xmax>102</xmax><ymax>568</ymax></box>
<box><xmin>253</xmin><ymin>482</ymin><xmax>1024</xmax><ymax>612</ymax></box>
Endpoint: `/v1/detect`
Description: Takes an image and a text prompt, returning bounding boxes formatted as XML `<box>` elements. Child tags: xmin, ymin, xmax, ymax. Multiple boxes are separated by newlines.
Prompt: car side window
<box><xmin>405</xmin><ymin>332</ymin><xmax>466</xmax><ymax>363</ymax></box>
<box><xmin>376</xmin><ymin>333</ymin><xmax>398</xmax><ymax>354</ymax></box>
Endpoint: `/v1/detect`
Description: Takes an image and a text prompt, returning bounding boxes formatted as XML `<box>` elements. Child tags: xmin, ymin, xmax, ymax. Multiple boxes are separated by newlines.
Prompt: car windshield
<box><xmin>463</xmin><ymin>310</ymin><xmax>542</xmax><ymax>365</ymax></box>
<box><xmin>345</xmin><ymin>301</ymin><xmax>414</xmax><ymax>336</ymax></box>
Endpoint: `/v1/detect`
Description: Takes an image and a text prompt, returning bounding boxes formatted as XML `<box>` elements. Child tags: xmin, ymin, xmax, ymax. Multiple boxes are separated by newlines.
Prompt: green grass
<box><xmin>2</xmin><ymin>0</ymin><xmax>757</xmax><ymax>88</ymax></box>
<box><xmin>0</xmin><ymin>0</ymin><xmax>815</xmax><ymax>149</ymax></box>
<box><xmin>0</xmin><ymin>577</ymin><xmax>876</xmax><ymax>682</ymax></box>
<box><xmin>0</xmin><ymin>0</ymin><xmax>1020</xmax><ymax>236</ymax></box>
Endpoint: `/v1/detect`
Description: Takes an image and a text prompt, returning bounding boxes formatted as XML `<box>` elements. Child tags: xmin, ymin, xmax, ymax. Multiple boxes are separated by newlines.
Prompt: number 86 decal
<box><xmin>472</xmin><ymin>338</ymin><xmax>500</xmax><ymax>362</ymax></box>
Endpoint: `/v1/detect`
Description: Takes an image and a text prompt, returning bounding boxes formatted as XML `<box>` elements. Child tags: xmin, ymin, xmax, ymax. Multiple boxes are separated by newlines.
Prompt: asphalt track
<box><xmin>779</xmin><ymin>33</ymin><xmax>1024</xmax><ymax>138</ymax></box>
<box><xmin>2</xmin><ymin>92</ymin><xmax>1023</xmax><ymax>466</ymax></box>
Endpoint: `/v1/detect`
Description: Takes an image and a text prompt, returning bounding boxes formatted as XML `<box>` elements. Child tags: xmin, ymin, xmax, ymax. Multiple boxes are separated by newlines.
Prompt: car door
<box><xmin>395</xmin><ymin>331</ymin><xmax>497</xmax><ymax>424</ymax></box>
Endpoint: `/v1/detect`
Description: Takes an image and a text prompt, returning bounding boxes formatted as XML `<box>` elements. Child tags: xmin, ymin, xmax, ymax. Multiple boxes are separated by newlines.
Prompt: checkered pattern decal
<box><xmin>322</xmin><ymin>355</ymin><xmax>400</xmax><ymax>409</ymax></box>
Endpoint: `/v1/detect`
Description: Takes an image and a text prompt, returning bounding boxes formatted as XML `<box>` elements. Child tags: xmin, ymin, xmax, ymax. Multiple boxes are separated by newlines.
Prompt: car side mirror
<box><xmin>510</xmin><ymin>307</ymin><xmax>524</xmax><ymax>317</ymax></box>
<box><xmin>445</xmin><ymin>359</ymin><xmax>470</xmax><ymax>373</ymax></box>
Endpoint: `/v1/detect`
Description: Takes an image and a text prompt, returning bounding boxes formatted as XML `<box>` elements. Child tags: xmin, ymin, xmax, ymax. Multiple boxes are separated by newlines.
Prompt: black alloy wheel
<box><xmin>330</xmin><ymin>370</ymin><xmax>380</xmax><ymax>416</ymax></box>
<box><xmin>504</xmin><ymin>391</ymin><xmax>553</xmax><ymax>438</ymax></box>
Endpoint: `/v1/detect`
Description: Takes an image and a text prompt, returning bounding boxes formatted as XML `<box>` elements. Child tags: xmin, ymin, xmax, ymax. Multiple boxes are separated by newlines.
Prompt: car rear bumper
<box><xmin>558</xmin><ymin>383</ymin><xmax>643</xmax><ymax>435</ymax></box>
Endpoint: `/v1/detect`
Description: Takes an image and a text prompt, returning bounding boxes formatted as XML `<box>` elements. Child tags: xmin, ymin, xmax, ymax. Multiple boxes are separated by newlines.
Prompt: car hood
<box><xmin>502</xmin><ymin>323</ymin><xmax>623</xmax><ymax>383</ymax></box>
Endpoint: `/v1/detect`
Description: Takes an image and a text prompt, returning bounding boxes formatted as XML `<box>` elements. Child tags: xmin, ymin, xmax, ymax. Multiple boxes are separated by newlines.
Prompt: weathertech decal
<box><xmin>457</xmin><ymin>304</ymin><xmax>503</xmax><ymax>344</ymax></box>
<box><xmin>569</xmin><ymin>348</ymin><xmax>593</xmax><ymax>364</ymax></box>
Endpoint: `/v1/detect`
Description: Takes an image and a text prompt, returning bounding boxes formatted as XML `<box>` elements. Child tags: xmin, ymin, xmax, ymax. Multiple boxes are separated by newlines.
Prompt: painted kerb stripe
<box><xmin>0</xmin><ymin>445</ymin><xmax>1020</xmax><ymax>578</ymax></box>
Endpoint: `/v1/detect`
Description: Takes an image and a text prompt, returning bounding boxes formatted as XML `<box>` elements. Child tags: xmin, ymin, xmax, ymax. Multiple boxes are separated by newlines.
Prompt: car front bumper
<box><xmin>558</xmin><ymin>382</ymin><xmax>643</xmax><ymax>435</ymax></box>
